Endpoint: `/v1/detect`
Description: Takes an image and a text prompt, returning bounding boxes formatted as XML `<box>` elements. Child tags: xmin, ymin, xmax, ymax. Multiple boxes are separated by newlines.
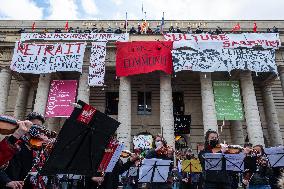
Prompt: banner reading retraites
<box><xmin>10</xmin><ymin>42</ymin><xmax>86</xmax><ymax>74</ymax></box>
<box><xmin>172</xmin><ymin>48</ymin><xmax>277</xmax><ymax>74</ymax></box>
<box><xmin>20</xmin><ymin>33</ymin><xmax>129</xmax><ymax>42</ymax></box>
<box><xmin>116</xmin><ymin>41</ymin><xmax>173</xmax><ymax>77</ymax></box>
<box><xmin>89</xmin><ymin>42</ymin><xmax>106</xmax><ymax>86</ymax></box>
<box><xmin>164</xmin><ymin>33</ymin><xmax>281</xmax><ymax>50</ymax></box>
<box><xmin>45</xmin><ymin>80</ymin><xmax>78</xmax><ymax>117</ymax></box>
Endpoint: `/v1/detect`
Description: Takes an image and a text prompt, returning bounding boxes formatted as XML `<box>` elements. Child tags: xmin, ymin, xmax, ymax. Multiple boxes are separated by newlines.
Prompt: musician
<box><xmin>198</xmin><ymin>129</ymin><xmax>232</xmax><ymax>189</ymax></box>
<box><xmin>0</xmin><ymin>120</ymin><xmax>33</xmax><ymax>167</ymax></box>
<box><xmin>0</xmin><ymin>112</ymin><xmax>53</xmax><ymax>189</ymax></box>
<box><xmin>145</xmin><ymin>135</ymin><xmax>174</xmax><ymax>189</ymax></box>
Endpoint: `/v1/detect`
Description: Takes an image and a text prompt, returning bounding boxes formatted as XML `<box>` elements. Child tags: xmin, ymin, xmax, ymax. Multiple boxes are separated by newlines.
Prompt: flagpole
<box><xmin>125</xmin><ymin>12</ymin><xmax>128</xmax><ymax>33</ymax></box>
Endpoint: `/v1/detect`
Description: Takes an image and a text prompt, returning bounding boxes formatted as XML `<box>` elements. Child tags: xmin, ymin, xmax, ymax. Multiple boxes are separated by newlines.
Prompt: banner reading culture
<box><xmin>164</xmin><ymin>33</ymin><xmax>281</xmax><ymax>50</ymax></box>
<box><xmin>10</xmin><ymin>42</ymin><xmax>86</xmax><ymax>74</ymax></box>
<box><xmin>45</xmin><ymin>80</ymin><xmax>78</xmax><ymax>118</ymax></box>
<box><xmin>116</xmin><ymin>41</ymin><xmax>173</xmax><ymax>77</ymax></box>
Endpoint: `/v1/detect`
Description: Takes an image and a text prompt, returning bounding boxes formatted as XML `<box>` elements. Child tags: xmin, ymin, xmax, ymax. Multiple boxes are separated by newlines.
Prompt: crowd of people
<box><xmin>1</xmin><ymin>113</ymin><xmax>284</xmax><ymax>189</ymax></box>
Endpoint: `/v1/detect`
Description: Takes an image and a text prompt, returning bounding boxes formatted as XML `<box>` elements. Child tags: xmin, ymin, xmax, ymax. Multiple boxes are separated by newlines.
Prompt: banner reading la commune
<box><xmin>116</xmin><ymin>41</ymin><xmax>173</xmax><ymax>77</ymax></box>
<box><xmin>164</xmin><ymin>33</ymin><xmax>281</xmax><ymax>50</ymax></box>
<box><xmin>10</xmin><ymin>42</ymin><xmax>86</xmax><ymax>74</ymax></box>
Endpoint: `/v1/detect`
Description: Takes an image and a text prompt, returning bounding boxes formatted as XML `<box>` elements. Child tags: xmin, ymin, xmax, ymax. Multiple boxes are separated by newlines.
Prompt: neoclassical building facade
<box><xmin>0</xmin><ymin>20</ymin><xmax>284</xmax><ymax>152</ymax></box>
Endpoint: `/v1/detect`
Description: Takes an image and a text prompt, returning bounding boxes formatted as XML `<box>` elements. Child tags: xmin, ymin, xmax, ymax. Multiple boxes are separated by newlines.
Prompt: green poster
<box><xmin>213</xmin><ymin>81</ymin><xmax>244</xmax><ymax>120</ymax></box>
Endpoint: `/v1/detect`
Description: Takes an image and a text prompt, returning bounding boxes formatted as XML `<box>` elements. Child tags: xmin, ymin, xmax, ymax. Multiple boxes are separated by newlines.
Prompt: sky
<box><xmin>0</xmin><ymin>0</ymin><xmax>284</xmax><ymax>20</ymax></box>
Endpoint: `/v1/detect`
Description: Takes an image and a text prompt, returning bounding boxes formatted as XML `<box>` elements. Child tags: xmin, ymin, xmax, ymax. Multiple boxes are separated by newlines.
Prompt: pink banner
<box><xmin>45</xmin><ymin>80</ymin><xmax>77</xmax><ymax>117</ymax></box>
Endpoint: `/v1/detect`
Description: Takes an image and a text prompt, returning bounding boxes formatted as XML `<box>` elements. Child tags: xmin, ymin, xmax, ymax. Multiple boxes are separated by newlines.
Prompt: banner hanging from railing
<box><xmin>164</xmin><ymin>33</ymin><xmax>281</xmax><ymax>50</ymax></box>
<box><xmin>172</xmin><ymin>48</ymin><xmax>277</xmax><ymax>74</ymax></box>
<box><xmin>116</xmin><ymin>41</ymin><xmax>173</xmax><ymax>77</ymax></box>
<box><xmin>10</xmin><ymin>42</ymin><xmax>86</xmax><ymax>74</ymax></box>
<box><xmin>20</xmin><ymin>33</ymin><xmax>129</xmax><ymax>42</ymax></box>
<box><xmin>45</xmin><ymin>80</ymin><xmax>78</xmax><ymax>117</ymax></box>
<box><xmin>88</xmin><ymin>42</ymin><xmax>107</xmax><ymax>86</ymax></box>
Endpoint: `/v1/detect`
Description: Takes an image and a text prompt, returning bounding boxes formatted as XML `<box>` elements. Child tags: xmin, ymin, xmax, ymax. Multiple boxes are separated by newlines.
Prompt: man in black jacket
<box><xmin>198</xmin><ymin>129</ymin><xmax>232</xmax><ymax>189</ymax></box>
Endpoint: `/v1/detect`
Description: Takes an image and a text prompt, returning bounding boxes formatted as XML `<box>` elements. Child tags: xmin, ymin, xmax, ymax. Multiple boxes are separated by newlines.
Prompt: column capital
<box><xmin>278</xmin><ymin>65</ymin><xmax>284</xmax><ymax>73</ymax></box>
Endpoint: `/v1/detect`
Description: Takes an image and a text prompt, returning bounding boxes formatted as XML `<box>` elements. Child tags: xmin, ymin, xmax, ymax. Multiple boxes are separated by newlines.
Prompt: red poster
<box><xmin>116</xmin><ymin>41</ymin><xmax>173</xmax><ymax>77</ymax></box>
<box><xmin>45</xmin><ymin>80</ymin><xmax>77</xmax><ymax>117</ymax></box>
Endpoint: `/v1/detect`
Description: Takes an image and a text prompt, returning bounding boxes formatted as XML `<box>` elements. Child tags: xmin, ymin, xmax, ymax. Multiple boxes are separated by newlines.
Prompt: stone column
<box><xmin>262</xmin><ymin>84</ymin><xmax>283</xmax><ymax>146</ymax></box>
<box><xmin>200</xmin><ymin>73</ymin><xmax>218</xmax><ymax>133</ymax></box>
<box><xmin>77</xmin><ymin>69</ymin><xmax>90</xmax><ymax>104</ymax></box>
<box><xmin>160</xmin><ymin>73</ymin><xmax>175</xmax><ymax>147</ymax></box>
<box><xmin>14</xmin><ymin>81</ymin><xmax>30</xmax><ymax>120</ymax></box>
<box><xmin>33</xmin><ymin>74</ymin><xmax>51</xmax><ymax>115</ymax></box>
<box><xmin>47</xmin><ymin>117</ymin><xmax>61</xmax><ymax>133</ymax></box>
<box><xmin>240</xmin><ymin>71</ymin><xmax>264</xmax><ymax>146</ymax></box>
<box><xmin>0</xmin><ymin>68</ymin><xmax>12</xmax><ymax>114</ymax></box>
<box><xmin>230</xmin><ymin>121</ymin><xmax>245</xmax><ymax>145</ymax></box>
<box><xmin>117</xmin><ymin>77</ymin><xmax>131</xmax><ymax>150</ymax></box>
<box><xmin>279</xmin><ymin>66</ymin><xmax>284</xmax><ymax>95</ymax></box>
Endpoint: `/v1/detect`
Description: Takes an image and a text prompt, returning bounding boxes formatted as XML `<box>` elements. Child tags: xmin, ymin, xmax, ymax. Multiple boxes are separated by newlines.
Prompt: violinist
<box><xmin>0</xmin><ymin>112</ymin><xmax>54</xmax><ymax>189</ymax></box>
<box><xmin>145</xmin><ymin>135</ymin><xmax>174</xmax><ymax>189</ymax></box>
<box><xmin>198</xmin><ymin>129</ymin><xmax>232</xmax><ymax>189</ymax></box>
<box><xmin>0</xmin><ymin>120</ymin><xmax>33</xmax><ymax>167</ymax></box>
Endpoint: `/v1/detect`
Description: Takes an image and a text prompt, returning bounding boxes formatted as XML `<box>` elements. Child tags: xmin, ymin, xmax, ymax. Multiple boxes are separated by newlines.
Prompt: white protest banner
<box><xmin>164</xmin><ymin>33</ymin><xmax>281</xmax><ymax>50</ymax></box>
<box><xmin>88</xmin><ymin>42</ymin><xmax>106</xmax><ymax>86</ymax></box>
<box><xmin>10</xmin><ymin>42</ymin><xmax>86</xmax><ymax>74</ymax></box>
<box><xmin>172</xmin><ymin>48</ymin><xmax>277</xmax><ymax>74</ymax></box>
<box><xmin>133</xmin><ymin>135</ymin><xmax>153</xmax><ymax>150</ymax></box>
<box><xmin>224</xmin><ymin>153</ymin><xmax>245</xmax><ymax>172</ymax></box>
<box><xmin>21</xmin><ymin>33</ymin><xmax>129</xmax><ymax>42</ymax></box>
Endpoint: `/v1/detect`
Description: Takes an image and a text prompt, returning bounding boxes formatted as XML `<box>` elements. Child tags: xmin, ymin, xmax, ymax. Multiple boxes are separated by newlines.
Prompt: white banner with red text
<box><xmin>164</xmin><ymin>33</ymin><xmax>281</xmax><ymax>50</ymax></box>
<box><xmin>10</xmin><ymin>41</ymin><xmax>86</xmax><ymax>74</ymax></box>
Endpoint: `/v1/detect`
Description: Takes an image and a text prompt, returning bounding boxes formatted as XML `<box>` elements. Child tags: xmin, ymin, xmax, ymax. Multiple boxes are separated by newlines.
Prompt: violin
<box><xmin>0</xmin><ymin>115</ymin><xmax>18</xmax><ymax>135</ymax></box>
<box><xmin>157</xmin><ymin>145</ymin><xmax>172</xmax><ymax>156</ymax></box>
<box><xmin>212</xmin><ymin>144</ymin><xmax>243</xmax><ymax>154</ymax></box>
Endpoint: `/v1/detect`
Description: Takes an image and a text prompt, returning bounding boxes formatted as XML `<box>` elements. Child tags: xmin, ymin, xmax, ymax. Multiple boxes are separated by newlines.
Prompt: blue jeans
<box><xmin>248</xmin><ymin>185</ymin><xmax>271</xmax><ymax>189</ymax></box>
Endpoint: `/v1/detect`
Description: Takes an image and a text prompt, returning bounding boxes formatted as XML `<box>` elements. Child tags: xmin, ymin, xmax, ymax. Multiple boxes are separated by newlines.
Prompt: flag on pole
<box><xmin>124</xmin><ymin>12</ymin><xmax>128</xmax><ymax>33</ymax></box>
<box><xmin>32</xmin><ymin>22</ymin><xmax>36</xmax><ymax>32</ymax></box>
<box><xmin>253</xmin><ymin>22</ymin><xmax>257</xmax><ymax>33</ymax></box>
<box><xmin>160</xmin><ymin>12</ymin><xmax>165</xmax><ymax>34</ymax></box>
<box><xmin>231</xmin><ymin>23</ymin><xmax>241</xmax><ymax>32</ymax></box>
<box><xmin>65</xmin><ymin>21</ymin><xmax>69</xmax><ymax>32</ymax></box>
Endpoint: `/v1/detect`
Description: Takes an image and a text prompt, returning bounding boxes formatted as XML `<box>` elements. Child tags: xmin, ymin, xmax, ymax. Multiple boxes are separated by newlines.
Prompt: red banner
<box><xmin>116</xmin><ymin>41</ymin><xmax>173</xmax><ymax>77</ymax></box>
<box><xmin>45</xmin><ymin>80</ymin><xmax>77</xmax><ymax>118</ymax></box>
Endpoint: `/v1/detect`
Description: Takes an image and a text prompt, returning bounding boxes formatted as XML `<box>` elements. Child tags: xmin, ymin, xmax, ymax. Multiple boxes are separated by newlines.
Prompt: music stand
<box><xmin>264</xmin><ymin>146</ymin><xmax>284</xmax><ymax>167</ymax></box>
<box><xmin>138</xmin><ymin>158</ymin><xmax>172</xmax><ymax>183</ymax></box>
<box><xmin>204</xmin><ymin>153</ymin><xmax>223</xmax><ymax>171</ymax></box>
<box><xmin>224</xmin><ymin>153</ymin><xmax>245</xmax><ymax>172</ymax></box>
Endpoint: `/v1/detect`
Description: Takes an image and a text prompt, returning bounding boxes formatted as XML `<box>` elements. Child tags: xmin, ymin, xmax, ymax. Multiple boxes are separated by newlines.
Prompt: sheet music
<box><xmin>264</xmin><ymin>146</ymin><xmax>284</xmax><ymax>167</ymax></box>
<box><xmin>138</xmin><ymin>158</ymin><xmax>171</xmax><ymax>183</ymax></box>
<box><xmin>224</xmin><ymin>153</ymin><xmax>245</xmax><ymax>171</ymax></box>
<box><xmin>204</xmin><ymin>153</ymin><xmax>223</xmax><ymax>171</ymax></box>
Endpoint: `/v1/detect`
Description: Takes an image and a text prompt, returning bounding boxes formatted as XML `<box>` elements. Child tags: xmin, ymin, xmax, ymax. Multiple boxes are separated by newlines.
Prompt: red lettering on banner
<box><xmin>44</xmin><ymin>45</ymin><xmax>54</xmax><ymax>56</ymax></box>
<box><xmin>75</xmin><ymin>43</ymin><xmax>84</xmax><ymax>53</ymax></box>
<box><xmin>223</xmin><ymin>41</ymin><xmax>230</xmax><ymax>48</ymax></box>
<box><xmin>37</xmin><ymin>44</ymin><xmax>46</xmax><ymax>55</ymax></box>
<box><xmin>219</xmin><ymin>34</ymin><xmax>229</xmax><ymax>40</ymax></box>
<box><xmin>210</xmin><ymin>35</ymin><xmax>219</xmax><ymax>40</ymax></box>
<box><xmin>65</xmin><ymin>43</ymin><xmax>74</xmax><ymax>54</ymax></box>
<box><xmin>231</xmin><ymin>41</ymin><xmax>239</xmax><ymax>47</ymax></box>
<box><xmin>192</xmin><ymin>35</ymin><xmax>199</xmax><ymax>42</ymax></box>
<box><xmin>183</xmin><ymin>34</ymin><xmax>193</xmax><ymax>41</ymax></box>
<box><xmin>200</xmin><ymin>34</ymin><xmax>209</xmax><ymax>40</ymax></box>
<box><xmin>172</xmin><ymin>34</ymin><xmax>183</xmax><ymax>41</ymax></box>
<box><xmin>24</xmin><ymin>44</ymin><xmax>33</xmax><ymax>55</ymax></box>
<box><xmin>163</xmin><ymin>33</ymin><xmax>172</xmax><ymax>41</ymax></box>
<box><xmin>17</xmin><ymin>43</ymin><xmax>25</xmax><ymax>54</ymax></box>
<box><xmin>55</xmin><ymin>44</ymin><xmax>63</xmax><ymax>55</ymax></box>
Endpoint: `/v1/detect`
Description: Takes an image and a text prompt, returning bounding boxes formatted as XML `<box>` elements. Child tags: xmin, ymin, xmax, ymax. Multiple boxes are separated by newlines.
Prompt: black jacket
<box><xmin>198</xmin><ymin>148</ymin><xmax>232</xmax><ymax>184</ymax></box>
<box><xmin>83</xmin><ymin>159</ymin><xmax>134</xmax><ymax>189</ymax></box>
<box><xmin>0</xmin><ymin>143</ymin><xmax>33</xmax><ymax>189</ymax></box>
